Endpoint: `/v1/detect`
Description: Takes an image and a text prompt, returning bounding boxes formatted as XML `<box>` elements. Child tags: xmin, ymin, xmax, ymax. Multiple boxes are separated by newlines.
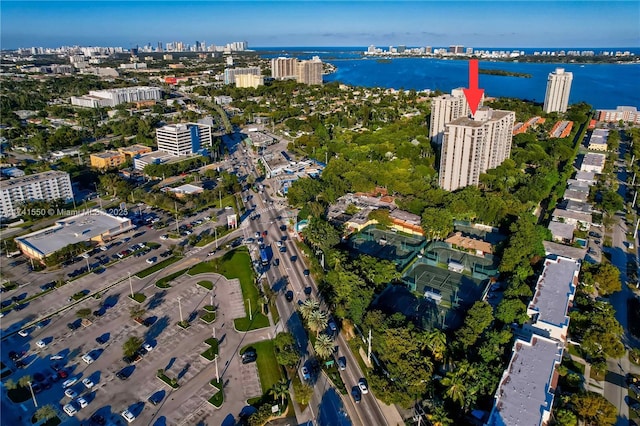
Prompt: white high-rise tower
<box><xmin>543</xmin><ymin>68</ymin><xmax>573</xmax><ymax>113</ymax></box>
<box><xmin>429</xmin><ymin>88</ymin><xmax>471</xmax><ymax>145</ymax></box>
<box><xmin>439</xmin><ymin>107</ymin><xmax>515</xmax><ymax>191</ymax></box>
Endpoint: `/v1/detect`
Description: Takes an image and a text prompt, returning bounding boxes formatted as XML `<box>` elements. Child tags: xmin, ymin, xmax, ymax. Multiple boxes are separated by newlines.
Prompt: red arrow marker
<box><xmin>462</xmin><ymin>59</ymin><xmax>484</xmax><ymax>116</ymax></box>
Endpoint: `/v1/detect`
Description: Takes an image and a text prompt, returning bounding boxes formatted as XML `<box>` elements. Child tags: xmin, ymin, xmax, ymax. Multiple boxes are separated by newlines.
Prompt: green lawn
<box><xmin>241</xmin><ymin>340</ymin><xmax>282</xmax><ymax>394</ymax></box>
<box><xmin>197</xmin><ymin>280</ymin><xmax>213</xmax><ymax>290</ymax></box>
<box><xmin>135</xmin><ymin>256</ymin><xmax>182</xmax><ymax>278</ymax></box>
<box><xmin>187</xmin><ymin>248</ymin><xmax>269</xmax><ymax>331</ymax></box>
<box><xmin>156</xmin><ymin>267</ymin><xmax>189</xmax><ymax>287</ymax></box>
<box><xmin>562</xmin><ymin>357</ymin><xmax>586</xmax><ymax>375</ymax></box>
<box><xmin>129</xmin><ymin>293</ymin><xmax>147</xmax><ymax>303</ymax></box>
<box><xmin>201</xmin><ymin>312</ymin><xmax>216</xmax><ymax>323</ymax></box>
<box><xmin>208</xmin><ymin>379</ymin><xmax>224</xmax><ymax>407</ymax></box>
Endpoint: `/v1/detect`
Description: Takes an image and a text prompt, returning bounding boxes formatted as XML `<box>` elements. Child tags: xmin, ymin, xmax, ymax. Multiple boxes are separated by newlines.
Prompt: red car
<box><xmin>57</xmin><ymin>370</ymin><xmax>68</xmax><ymax>379</ymax></box>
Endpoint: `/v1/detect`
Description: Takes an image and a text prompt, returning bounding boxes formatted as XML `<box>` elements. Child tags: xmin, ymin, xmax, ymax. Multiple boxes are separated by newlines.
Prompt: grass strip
<box><xmin>135</xmin><ymin>256</ymin><xmax>182</xmax><ymax>278</ymax></box>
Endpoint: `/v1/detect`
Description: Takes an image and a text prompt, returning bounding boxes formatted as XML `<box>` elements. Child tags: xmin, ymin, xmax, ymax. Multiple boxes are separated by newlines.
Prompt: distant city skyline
<box><xmin>2</xmin><ymin>1</ymin><xmax>639</xmax><ymax>49</ymax></box>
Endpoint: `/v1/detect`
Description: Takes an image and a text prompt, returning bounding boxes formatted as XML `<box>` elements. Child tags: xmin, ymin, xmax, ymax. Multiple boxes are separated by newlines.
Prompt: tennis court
<box><xmin>348</xmin><ymin>226</ymin><xmax>426</xmax><ymax>269</ymax></box>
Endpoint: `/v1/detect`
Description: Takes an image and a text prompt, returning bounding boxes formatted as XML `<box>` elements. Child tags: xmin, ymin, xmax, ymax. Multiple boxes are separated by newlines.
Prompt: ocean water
<box><xmin>256</xmin><ymin>47</ymin><xmax>640</xmax><ymax>109</ymax></box>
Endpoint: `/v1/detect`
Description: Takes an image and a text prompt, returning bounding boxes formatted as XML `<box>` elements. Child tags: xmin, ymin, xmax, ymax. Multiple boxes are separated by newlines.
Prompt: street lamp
<box><xmin>178</xmin><ymin>297</ymin><xmax>184</xmax><ymax>323</ymax></box>
<box><xmin>214</xmin><ymin>354</ymin><xmax>220</xmax><ymax>382</ymax></box>
<box><xmin>128</xmin><ymin>272</ymin><xmax>134</xmax><ymax>298</ymax></box>
<box><xmin>27</xmin><ymin>381</ymin><xmax>38</xmax><ymax>408</ymax></box>
<box><xmin>247</xmin><ymin>298</ymin><xmax>252</xmax><ymax>321</ymax></box>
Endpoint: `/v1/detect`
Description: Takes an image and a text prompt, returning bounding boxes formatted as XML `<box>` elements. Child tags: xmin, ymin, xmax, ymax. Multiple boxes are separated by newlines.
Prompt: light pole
<box><xmin>128</xmin><ymin>272</ymin><xmax>134</xmax><ymax>298</ymax></box>
<box><xmin>174</xmin><ymin>201</ymin><xmax>179</xmax><ymax>234</ymax></box>
<box><xmin>210</xmin><ymin>290</ymin><xmax>214</xmax><ymax>307</ymax></box>
<box><xmin>27</xmin><ymin>381</ymin><xmax>38</xmax><ymax>408</ymax></box>
<box><xmin>247</xmin><ymin>298</ymin><xmax>252</xmax><ymax>321</ymax></box>
<box><xmin>178</xmin><ymin>297</ymin><xmax>184</xmax><ymax>323</ymax></box>
<box><xmin>212</xmin><ymin>325</ymin><xmax>216</xmax><ymax>340</ymax></box>
<box><xmin>214</xmin><ymin>226</ymin><xmax>218</xmax><ymax>249</ymax></box>
<box><xmin>214</xmin><ymin>354</ymin><xmax>220</xmax><ymax>382</ymax></box>
<box><xmin>85</xmin><ymin>257</ymin><xmax>91</xmax><ymax>272</ymax></box>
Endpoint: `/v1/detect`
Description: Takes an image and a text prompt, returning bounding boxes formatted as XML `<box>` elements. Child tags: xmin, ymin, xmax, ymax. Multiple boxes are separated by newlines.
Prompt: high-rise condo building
<box><xmin>156</xmin><ymin>123</ymin><xmax>213</xmax><ymax>156</ymax></box>
<box><xmin>223</xmin><ymin>67</ymin><xmax>261</xmax><ymax>85</ymax></box>
<box><xmin>543</xmin><ymin>68</ymin><xmax>573</xmax><ymax>113</ymax></box>
<box><xmin>439</xmin><ymin>107</ymin><xmax>515</xmax><ymax>191</ymax></box>
<box><xmin>296</xmin><ymin>56</ymin><xmax>323</xmax><ymax>85</ymax></box>
<box><xmin>429</xmin><ymin>88</ymin><xmax>471</xmax><ymax>145</ymax></box>
<box><xmin>0</xmin><ymin>171</ymin><xmax>73</xmax><ymax>219</ymax></box>
<box><xmin>271</xmin><ymin>57</ymin><xmax>297</xmax><ymax>80</ymax></box>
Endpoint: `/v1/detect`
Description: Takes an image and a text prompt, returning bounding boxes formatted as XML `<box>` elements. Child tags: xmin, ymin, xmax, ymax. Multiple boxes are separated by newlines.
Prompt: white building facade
<box><xmin>0</xmin><ymin>171</ymin><xmax>73</xmax><ymax>219</ymax></box>
<box><xmin>156</xmin><ymin>123</ymin><xmax>212</xmax><ymax>156</ymax></box>
<box><xmin>70</xmin><ymin>86</ymin><xmax>162</xmax><ymax>108</ymax></box>
<box><xmin>543</xmin><ymin>68</ymin><xmax>573</xmax><ymax>113</ymax></box>
<box><xmin>429</xmin><ymin>88</ymin><xmax>471</xmax><ymax>145</ymax></box>
<box><xmin>270</xmin><ymin>57</ymin><xmax>297</xmax><ymax>80</ymax></box>
<box><xmin>439</xmin><ymin>108</ymin><xmax>515</xmax><ymax>191</ymax></box>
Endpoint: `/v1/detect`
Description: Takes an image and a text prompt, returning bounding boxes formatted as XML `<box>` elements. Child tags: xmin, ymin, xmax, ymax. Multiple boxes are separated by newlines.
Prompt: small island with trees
<box><xmin>479</xmin><ymin>68</ymin><xmax>532</xmax><ymax>78</ymax></box>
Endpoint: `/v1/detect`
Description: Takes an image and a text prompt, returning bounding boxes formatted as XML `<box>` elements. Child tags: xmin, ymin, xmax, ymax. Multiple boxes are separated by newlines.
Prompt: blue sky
<box><xmin>2</xmin><ymin>1</ymin><xmax>639</xmax><ymax>49</ymax></box>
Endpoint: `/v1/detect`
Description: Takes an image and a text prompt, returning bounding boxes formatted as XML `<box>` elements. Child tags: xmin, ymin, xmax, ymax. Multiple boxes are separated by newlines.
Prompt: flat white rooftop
<box><xmin>529</xmin><ymin>256</ymin><xmax>580</xmax><ymax>327</ymax></box>
<box><xmin>16</xmin><ymin>209</ymin><xmax>133</xmax><ymax>257</ymax></box>
<box><xmin>489</xmin><ymin>335</ymin><xmax>563</xmax><ymax>426</ymax></box>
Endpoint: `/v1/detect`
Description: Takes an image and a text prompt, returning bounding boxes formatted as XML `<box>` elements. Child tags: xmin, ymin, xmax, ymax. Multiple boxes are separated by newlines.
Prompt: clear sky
<box><xmin>2</xmin><ymin>1</ymin><xmax>639</xmax><ymax>49</ymax></box>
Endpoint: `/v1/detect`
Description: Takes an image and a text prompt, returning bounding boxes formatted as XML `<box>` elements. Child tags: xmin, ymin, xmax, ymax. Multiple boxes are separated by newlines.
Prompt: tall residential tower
<box><xmin>296</xmin><ymin>56</ymin><xmax>323</xmax><ymax>85</ymax></box>
<box><xmin>429</xmin><ymin>88</ymin><xmax>471</xmax><ymax>145</ymax></box>
<box><xmin>439</xmin><ymin>107</ymin><xmax>515</xmax><ymax>191</ymax></box>
<box><xmin>543</xmin><ymin>68</ymin><xmax>573</xmax><ymax>113</ymax></box>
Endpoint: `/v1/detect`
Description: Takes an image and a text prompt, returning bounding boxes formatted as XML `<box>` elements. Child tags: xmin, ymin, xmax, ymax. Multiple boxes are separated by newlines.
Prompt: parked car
<box><xmin>63</xmin><ymin>403</ymin><xmax>77</xmax><ymax>416</ymax></box>
<box><xmin>36</xmin><ymin>340</ymin><xmax>47</xmax><ymax>348</ymax></box>
<box><xmin>121</xmin><ymin>410</ymin><xmax>136</xmax><ymax>423</ymax></box>
<box><xmin>62</xmin><ymin>377</ymin><xmax>78</xmax><ymax>388</ymax></box>
<box><xmin>241</xmin><ymin>350</ymin><xmax>257</xmax><ymax>364</ymax></box>
<box><xmin>76</xmin><ymin>396</ymin><xmax>88</xmax><ymax>408</ymax></box>
<box><xmin>285</xmin><ymin>291</ymin><xmax>294</xmax><ymax>302</ymax></box>
<box><xmin>65</xmin><ymin>388</ymin><xmax>78</xmax><ymax>399</ymax></box>
<box><xmin>82</xmin><ymin>378</ymin><xmax>95</xmax><ymax>389</ymax></box>
<box><xmin>148</xmin><ymin>391</ymin><xmax>164</xmax><ymax>405</ymax></box>
<box><xmin>82</xmin><ymin>353</ymin><xmax>95</xmax><ymax>364</ymax></box>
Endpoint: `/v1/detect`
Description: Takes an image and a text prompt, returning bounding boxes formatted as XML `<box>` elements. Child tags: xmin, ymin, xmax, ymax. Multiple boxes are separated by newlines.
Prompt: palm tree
<box><xmin>4</xmin><ymin>379</ymin><xmax>17</xmax><ymax>390</ymax></box>
<box><xmin>307</xmin><ymin>310</ymin><xmax>328</xmax><ymax>337</ymax></box>
<box><xmin>269</xmin><ymin>378</ymin><xmax>290</xmax><ymax>406</ymax></box>
<box><xmin>425</xmin><ymin>329</ymin><xmax>447</xmax><ymax>363</ymax></box>
<box><xmin>129</xmin><ymin>306</ymin><xmax>146</xmax><ymax>321</ymax></box>
<box><xmin>298</xmin><ymin>299</ymin><xmax>319</xmax><ymax>322</ymax></box>
<box><xmin>34</xmin><ymin>405</ymin><xmax>57</xmax><ymax>422</ymax></box>
<box><xmin>441</xmin><ymin>371</ymin><xmax>465</xmax><ymax>407</ymax></box>
<box><xmin>122</xmin><ymin>336</ymin><xmax>143</xmax><ymax>357</ymax></box>
<box><xmin>18</xmin><ymin>375</ymin><xmax>31</xmax><ymax>388</ymax></box>
<box><xmin>314</xmin><ymin>333</ymin><xmax>334</xmax><ymax>359</ymax></box>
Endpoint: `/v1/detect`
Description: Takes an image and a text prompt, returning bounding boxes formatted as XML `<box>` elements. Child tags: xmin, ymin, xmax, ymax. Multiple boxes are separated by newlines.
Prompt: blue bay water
<box><xmin>256</xmin><ymin>47</ymin><xmax>640</xmax><ymax>109</ymax></box>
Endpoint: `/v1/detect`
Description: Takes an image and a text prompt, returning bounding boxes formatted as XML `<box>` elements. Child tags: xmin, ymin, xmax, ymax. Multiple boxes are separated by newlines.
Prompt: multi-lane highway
<box><xmin>224</xmin><ymin>134</ymin><xmax>392</xmax><ymax>426</ymax></box>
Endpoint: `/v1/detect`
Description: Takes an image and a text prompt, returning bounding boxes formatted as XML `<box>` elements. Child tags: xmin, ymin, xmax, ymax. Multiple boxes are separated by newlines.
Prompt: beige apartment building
<box><xmin>439</xmin><ymin>107</ymin><xmax>515</xmax><ymax>191</ymax></box>
<box><xmin>270</xmin><ymin>57</ymin><xmax>297</xmax><ymax>80</ymax></box>
<box><xmin>429</xmin><ymin>88</ymin><xmax>471</xmax><ymax>145</ymax></box>
<box><xmin>296</xmin><ymin>56</ymin><xmax>323</xmax><ymax>85</ymax></box>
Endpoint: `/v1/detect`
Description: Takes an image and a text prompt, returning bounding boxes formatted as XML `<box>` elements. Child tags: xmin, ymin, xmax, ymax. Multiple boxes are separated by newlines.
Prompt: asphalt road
<box><xmin>224</xmin><ymin>135</ymin><xmax>391</xmax><ymax>426</ymax></box>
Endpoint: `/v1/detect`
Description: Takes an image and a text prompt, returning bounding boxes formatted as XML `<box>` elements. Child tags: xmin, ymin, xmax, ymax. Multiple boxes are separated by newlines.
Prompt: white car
<box><xmin>146</xmin><ymin>257</ymin><xmax>155</xmax><ymax>264</ymax></box>
<box><xmin>65</xmin><ymin>388</ymin><xmax>78</xmax><ymax>399</ymax></box>
<box><xmin>50</xmin><ymin>354</ymin><xmax>64</xmax><ymax>361</ymax></box>
<box><xmin>62</xmin><ymin>377</ymin><xmax>78</xmax><ymax>388</ymax></box>
<box><xmin>82</xmin><ymin>378</ymin><xmax>94</xmax><ymax>389</ymax></box>
<box><xmin>18</xmin><ymin>329</ymin><xmax>29</xmax><ymax>337</ymax></box>
<box><xmin>143</xmin><ymin>343</ymin><xmax>154</xmax><ymax>352</ymax></box>
<box><xmin>160</xmin><ymin>235</ymin><xmax>168</xmax><ymax>240</ymax></box>
<box><xmin>81</xmin><ymin>253</ymin><xmax>90</xmax><ymax>259</ymax></box>
<box><xmin>63</xmin><ymin>403</ymin><xmax>77</xmax><ymax>416</ymax></box>
<box><xmin>358</xmin><ymin>379</ymin><xmax>369</xmax><ymax>394</ymax></box>
<box><xmin>121</xmin><ymin>409</ymin><xmax>136</xmax><ymax>423</ymax></box>
<box><xmin>76</xmin><ymin>396</ymin><xmax>88</xmax><ymax>408</ymax></box>
<box><xmin>36</xmin><ymin>340</ymin><xmax>47</xmax><ymax>348</ymax></box>
<box><xmin>82</xmin><ymin>353</ymin><xmax>95</xmax><ymax>364</ymax></box>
